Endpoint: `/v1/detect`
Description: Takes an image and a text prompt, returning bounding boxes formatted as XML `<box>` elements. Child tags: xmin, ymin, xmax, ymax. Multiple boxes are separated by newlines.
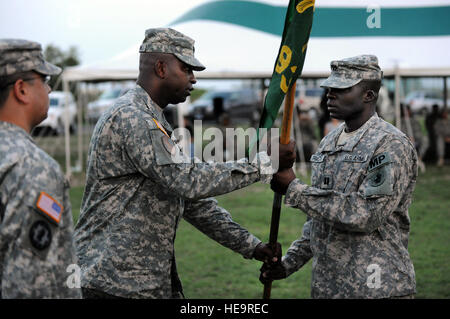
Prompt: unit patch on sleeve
<box><xmin>365</xmin><ymin>153</ymin><xmax>394</xmax><ymax>197</ymax></box>
<box><xmin>29</xmin><ymin>220</ymin><xmax>52</xmax><ymax>251</ymax></box>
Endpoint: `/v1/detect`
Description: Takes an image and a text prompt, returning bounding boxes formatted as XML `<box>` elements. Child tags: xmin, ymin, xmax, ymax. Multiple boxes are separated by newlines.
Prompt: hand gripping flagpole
<box><xmin>263</xmin><ymin>81</ymin><xmax>296</xmax><ymax>299</ymax></box>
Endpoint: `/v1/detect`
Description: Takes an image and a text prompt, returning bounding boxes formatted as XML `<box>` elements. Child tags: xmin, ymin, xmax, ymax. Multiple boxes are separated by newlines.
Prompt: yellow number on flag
<box><xmin>296</xmin><ymin>0</ymin><xmax>315</xmax><ymax>14</ymax></box>
<box><xmin>275</xmin><ymin>45</ymin><xmax>292</xmax><ymax>74</ymax></box>
<box><xmin>280</xmin><ymin>74</ymin><xmax>291</xmax><ymax>93</ymax></box>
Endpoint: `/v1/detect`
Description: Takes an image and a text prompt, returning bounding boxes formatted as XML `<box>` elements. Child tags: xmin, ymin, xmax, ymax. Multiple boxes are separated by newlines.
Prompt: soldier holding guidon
<box><xmin>262</xmin><ymin>55</ymin><xmax>418</xmax><ymax>299</ymax></box>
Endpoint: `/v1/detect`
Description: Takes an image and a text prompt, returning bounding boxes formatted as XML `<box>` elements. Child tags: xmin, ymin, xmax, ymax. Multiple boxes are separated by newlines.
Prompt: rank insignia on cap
<box><xmin>36</xmin><ymin>192</ymin><xmax>63</xmax><ymax>224</ymax></box>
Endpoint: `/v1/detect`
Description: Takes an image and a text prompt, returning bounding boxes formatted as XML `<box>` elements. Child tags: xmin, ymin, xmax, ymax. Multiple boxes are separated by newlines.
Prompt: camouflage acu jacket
<box><xmin>282</xmin><ymin>114</ymin><xmax>417</xmax><ymax>298</ymax></box>
<box><xmin>75</xmin><ymin>85</ymin><xmax>269</xmax><ymax>298</ymax></box>
<box><xmin>0</xmin><ymin>121</ymin><xmax>81</xmax><ymax>298</ymax></box>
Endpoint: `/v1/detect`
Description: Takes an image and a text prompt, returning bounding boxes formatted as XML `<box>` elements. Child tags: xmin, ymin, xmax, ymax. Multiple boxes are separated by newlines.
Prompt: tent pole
<box><xmin>76</xmin><ymin>83</ymin><xmax>84</xmax><ymax>173</ymax></box>
<box><xmin>394</xmin><ymin>65</ymin><xmax>401</xmax><ymax>130</ymax></box>
<box><xmin>63</xmin><ymin>78</ymin><xmax>72</xmax><ymax>180</ymax></box>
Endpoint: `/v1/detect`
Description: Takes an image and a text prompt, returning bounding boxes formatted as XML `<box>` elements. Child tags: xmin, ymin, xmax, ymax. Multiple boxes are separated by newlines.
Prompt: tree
<box><xmin>44</xmin><ymin>44</ymin><xmax>80</xmax><ymax>91</ymax></box>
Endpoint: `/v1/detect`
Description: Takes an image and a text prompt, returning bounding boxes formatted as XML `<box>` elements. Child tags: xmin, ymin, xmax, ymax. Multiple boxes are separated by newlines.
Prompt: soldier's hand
<box><xmin>270</xmin><ymin>168</ymin><xmax>296</xmax><ymax>195</ymax></box>
<box><xmin>253</xmin><ymin>242</ymin><xmax>282</xmax><ymax>264</ymax></box>
<box><xmin>259</xmin><ymin>260</ymin><xmax>287</xmax><ymax>284</ymax></box>
<box><xmin>278</xmin><ymin>141</ymin><xmax>296</xmax><ymax>170</ymax></box>
<box><xmin>268</xmin><ymin>140</ymin><xmax>296</xmax><ymax>171</ymax></box>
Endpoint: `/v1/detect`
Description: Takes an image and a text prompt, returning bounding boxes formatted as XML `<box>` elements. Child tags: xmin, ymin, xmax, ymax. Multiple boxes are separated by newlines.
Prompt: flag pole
<box><xmin>263</xmin><ymin>81</ymin><xmax>297</xmax><ymax>299</ymax></box>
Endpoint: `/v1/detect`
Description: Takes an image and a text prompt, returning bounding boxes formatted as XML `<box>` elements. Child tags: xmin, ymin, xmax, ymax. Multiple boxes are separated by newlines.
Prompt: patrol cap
<box><xmin>0</xmin><ymin>39</ymin><xmax>61</xmax><ymax>77</ymax></box>
<box><xmin>320</xmin><ymin>55</ymin><xmax>383</xmax><ymax>89</ymax></box>
<box><xmin>139</xmin><ymin>28</ymin><xmax>205</xmax><ymax>71</ymax></box>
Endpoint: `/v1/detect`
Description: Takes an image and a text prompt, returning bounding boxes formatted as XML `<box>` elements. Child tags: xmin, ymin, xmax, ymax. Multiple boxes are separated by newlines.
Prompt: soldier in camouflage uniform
<box><xmin>261</xmin><ymin>55</ymin><xmax>418</xmax><ymax>298</ymax></box>
<box><xmin>0</xmin><ymin>39</ymin><xmax>81</xmax><ymax>298</ymax></box>
<box><xmin>75</xmin><ymin>28</ymin><xmax>293</xmax><ymax>299</ymax></box>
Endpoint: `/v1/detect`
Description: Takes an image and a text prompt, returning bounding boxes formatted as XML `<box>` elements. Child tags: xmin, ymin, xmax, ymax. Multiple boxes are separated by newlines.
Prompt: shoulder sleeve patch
<box><xmin>150</xmin><ymin>129</ymin><xmax>189</xmax><ymax>166</ymax></box>
<box><xmin>364</xmin><ymin>164</ymin><xmax>393</xmax><ymax>197</ymax></box>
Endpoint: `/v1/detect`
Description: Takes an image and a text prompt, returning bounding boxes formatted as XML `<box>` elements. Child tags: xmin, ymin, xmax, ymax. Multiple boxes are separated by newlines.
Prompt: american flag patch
<box><xmin>36</xmin><ymin>192</ymin><xmax>63</xmax><ymax>224</ymax></box>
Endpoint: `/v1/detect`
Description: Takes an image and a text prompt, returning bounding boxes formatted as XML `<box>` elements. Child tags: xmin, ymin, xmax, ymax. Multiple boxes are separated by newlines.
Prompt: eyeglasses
<box><xmin>2</xmin><ymin>74</ymin><xmax>51</xmax><ymax>88</ymax></box>
<box><xmin>23</xmin><ymin>74</ymin><xmax>51</xmax><ymax>86</ymax></box>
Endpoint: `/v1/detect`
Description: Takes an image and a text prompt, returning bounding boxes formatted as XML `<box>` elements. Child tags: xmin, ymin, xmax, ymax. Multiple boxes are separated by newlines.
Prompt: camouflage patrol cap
<box><xmin>0</xmin><ymin>39</ymin><xmax>61</xmax><ymax>77</ymax></box>
<box><xmin>320</xmin><ymin>55</ymin><xmax>383</xmax><ymax>89</ymax></box>
<box><xmin>139</xmin><ymin>28</ymin><xmax>205</xmax><ymax>71</ymax></box>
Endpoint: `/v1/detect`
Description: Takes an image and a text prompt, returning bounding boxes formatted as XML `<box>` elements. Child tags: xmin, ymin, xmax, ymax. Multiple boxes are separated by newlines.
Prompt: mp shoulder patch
<box><xmin>368</xmin><ymin>152</ymin><xmax>391</xmax><ymax>171</ymax></box>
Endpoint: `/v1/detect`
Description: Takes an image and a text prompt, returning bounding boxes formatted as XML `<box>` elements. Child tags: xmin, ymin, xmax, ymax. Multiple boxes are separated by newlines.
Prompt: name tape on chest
<box><xmin>343</xmin><ymin>154</ymin><xmax>368</xmax><ymax>163</ymax></box>
<box><xmin>368</xmin><ymin>152</ymin><xmax>391</xmax><ymax>171</ymax></box>
<box><xmin>310</xmin><ymin>154</ymin><xmax>325</xmax><ymax>163</ymax></box>
<box><xmin>36</xmin><ymin>192</ymin><xmax>63</xmax><ymax>224</ymax></box>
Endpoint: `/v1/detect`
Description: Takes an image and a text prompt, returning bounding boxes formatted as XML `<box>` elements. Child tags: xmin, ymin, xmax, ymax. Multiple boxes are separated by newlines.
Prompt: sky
<box><xmin>2</xmin><ymin>0</ymin><xmax>450</xmax><ymax>66</ymax></box>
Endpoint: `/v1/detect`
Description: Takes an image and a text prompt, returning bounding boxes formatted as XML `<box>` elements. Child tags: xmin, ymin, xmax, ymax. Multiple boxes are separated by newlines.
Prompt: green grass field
<box><xmin>69</xmin><ymin>165</ymin><xmax>450</xmax><ymax>299</ymax></box>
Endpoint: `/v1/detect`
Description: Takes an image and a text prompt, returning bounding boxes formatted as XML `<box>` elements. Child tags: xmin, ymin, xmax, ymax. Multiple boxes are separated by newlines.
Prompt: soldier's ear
<box><xmin>364</xmin><ymin>89</ymin><xmax>377</xmax><ymax>103</ymax></box>
<box><xmin>154</xmin><ymin>60</ymin><xmax>167</xmax><ymax>79</ymax></box>
<box><xmin>12</xmin><ymin>79</ymin><xmax>31</xmax><ymax>104</ymax></box>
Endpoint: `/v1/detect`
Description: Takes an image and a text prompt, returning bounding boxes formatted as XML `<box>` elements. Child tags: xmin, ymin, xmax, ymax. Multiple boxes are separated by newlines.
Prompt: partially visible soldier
<box><xmin>435</xmin><ymin>108</ymin><xmax>450</xmax><ymax>167</ymax></box>
<box><xmin>0</xmin><ymin>39</ymin><xmax>81</xmax><ymax>298</ymax></box>
<box><xmin>261</xmin><ymin>55</ymin><xmax>418</xmax><ymax>299</ymax></box>
<box><xmin>401</xmin><ymin>104</ymin><xmax>427</xmax><ymax>172</ymax></box>
<box><xmin>74</xmin><ymin>28</ymin><xmax>293</xmax><ymax>299</ymax></box>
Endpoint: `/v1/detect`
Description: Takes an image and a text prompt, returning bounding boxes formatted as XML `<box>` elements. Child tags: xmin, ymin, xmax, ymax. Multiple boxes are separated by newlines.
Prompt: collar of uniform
<box><xmin>323</xmin><ymin>113</ymin><xmax>379</xmax><ymax>152</ymax></box>
<box><xmin>0</xmin><ymin>121</ymin><xmax>35</xmax><ymax>143</ymax></box>
<box><xmin>134</xmin><ymin>84</ymin><xmax>173</xmax><ymax>133</ymax></box>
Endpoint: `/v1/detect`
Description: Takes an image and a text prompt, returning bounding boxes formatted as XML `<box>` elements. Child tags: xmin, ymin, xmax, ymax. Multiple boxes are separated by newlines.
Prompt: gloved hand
<box><xmin>253</xmin><ymin>242</ymin><xmax>282</xmax><ymax>264</ymax></box>
<box><xmin>259</xmin><ymin>260</ymin><xmax>288</xmax><ymax>284</ymax></box>
<box><xmin>270</xmin><ymin>168</ymin><xmax>296</xmax><ymax>195</ymax></box>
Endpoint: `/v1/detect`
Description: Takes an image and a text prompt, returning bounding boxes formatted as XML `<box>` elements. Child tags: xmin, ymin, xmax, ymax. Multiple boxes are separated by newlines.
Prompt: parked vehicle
<box><xmin>35</xmin><ymin>91</ymin><xmax>77</xmax><ymax>135</ymax></box>
<box><xmin>295</xmin><ymin>87</ymin><xmax>324</xmax><ymax>119</ymax></box>
<box><xmin>402</xmin><ymin>90</ymin><xmax>449</xmax><ymax>114</ymax></box>
<box><xmin>188</xmin><ymin>89</ymin><xmax>261</xmax><ymax>124</ymax></box>
<box><xmin>87</xmin><ymin>87</ymin><xmax>130</xmax><ymax>123</ymax></box>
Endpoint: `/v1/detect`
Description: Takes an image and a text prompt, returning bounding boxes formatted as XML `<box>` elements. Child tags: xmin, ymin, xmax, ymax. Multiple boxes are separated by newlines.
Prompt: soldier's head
<box><xmin>137</xmin><ymin>28</ymin><xmax>205</xmax><ymax>107</ymax></box>
<box><xmin>320</xmin><ymin>55</ymin><xmax>382</xmax><ymax>121</ymax></box>
<box><xmin>0</xmin><ymin>39</ymin><xmax>61</xmax><ymax>130</ymax></box>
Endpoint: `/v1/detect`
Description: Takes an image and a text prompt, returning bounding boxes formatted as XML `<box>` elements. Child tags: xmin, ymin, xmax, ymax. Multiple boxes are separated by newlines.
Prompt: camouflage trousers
<box><xmin>82</xmin><ymin>288</ymin><xmax>125</xmax><ymax>299</ymax></box>
<box><xmin>389</xmin><ymin>294</ymin><xmax>415</xmax><ymax>299</ymax></box>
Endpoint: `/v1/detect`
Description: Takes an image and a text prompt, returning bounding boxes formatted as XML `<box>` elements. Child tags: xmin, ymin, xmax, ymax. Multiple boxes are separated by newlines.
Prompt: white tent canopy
<box><xmin>62</xmin><ymin>0</ymin><xmax>450</xmax><ymax>81</ymax></box>
<box><xmin>63</xmin><ymin>22</ymin><xmax>450</xmax><ymax>81</ymax></box>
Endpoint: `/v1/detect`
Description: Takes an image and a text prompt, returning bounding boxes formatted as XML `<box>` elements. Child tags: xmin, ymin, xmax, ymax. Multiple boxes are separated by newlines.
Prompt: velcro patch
<box><xmin>368</xmin><ymin>152</ymin><xmax>391</xmax><ymax>171</ymax></box>
<box><xmin>36</xmin><ymin>192</ymin><xmax>63</xmax><ymax>224</ymax></box>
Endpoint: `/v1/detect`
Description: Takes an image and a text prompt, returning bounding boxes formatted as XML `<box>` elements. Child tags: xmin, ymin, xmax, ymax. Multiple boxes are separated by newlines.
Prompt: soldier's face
<box><xmin>326</xmin><ymin>84</ymin><xmax>365</xmax><ymax>121</ymax></box>
<box><xmin>28</xmin><ymin>72</ymin><xmax>51</xmax><ymax>126</ymax></box>
<box><xmin>165</xmin><ymin>56</ymin><xmax>196</xmax><ymax>104</ymax></box>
